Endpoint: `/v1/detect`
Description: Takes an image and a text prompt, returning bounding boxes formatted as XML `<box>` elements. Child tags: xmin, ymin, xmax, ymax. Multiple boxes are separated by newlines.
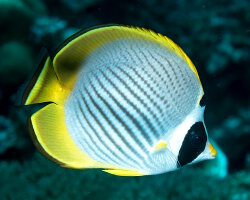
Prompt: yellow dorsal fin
<box><xmin>23</xmin><ymin>25</ymin><xmax>203</xmax><ymax>172</ymax></box>
<box><xmin>52</xmin><ymin>25</ymin><xmax>201</xmax><ymax>90</ymax></box>
<box><xmin>153</xmin><ymin>141</ymin><xmax>167</xmax><ymax>152</ymax></box>
<box><xmin>103</xmin><ymin>169</ymin><xmax>146</xmax><ymax>176</ymax></box>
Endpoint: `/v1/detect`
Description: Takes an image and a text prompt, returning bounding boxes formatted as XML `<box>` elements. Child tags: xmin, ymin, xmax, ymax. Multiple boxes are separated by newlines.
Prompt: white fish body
<box><xmin>23</xmin><ymin>26</ymin><xmax>217</xmax><ymax>176</ymax></box>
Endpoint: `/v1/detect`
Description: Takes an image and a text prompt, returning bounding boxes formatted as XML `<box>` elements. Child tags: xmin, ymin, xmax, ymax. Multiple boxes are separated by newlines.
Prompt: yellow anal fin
<box><xmin>30</xmin><ymin>102</ymin><xmax>111</xmax><ymax>169</ymax></box>
<box><xmin>103</xmin><ymin>169</ymin><xmax>146</xmax><ymax>176</ymax></box>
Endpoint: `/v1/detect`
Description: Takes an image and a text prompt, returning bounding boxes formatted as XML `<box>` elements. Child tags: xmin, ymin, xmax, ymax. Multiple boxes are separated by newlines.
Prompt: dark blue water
<box><xmin>0</xmin><ymin>0</ymin><xmax>249</xmax><ymax>199</ymax></box>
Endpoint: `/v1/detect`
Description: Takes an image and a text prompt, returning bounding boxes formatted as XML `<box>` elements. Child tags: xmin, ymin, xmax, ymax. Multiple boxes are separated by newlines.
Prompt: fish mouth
<box><xmin>208</xmin><ymin>142</ymin><xmax>217</xmax><ymax>157</ymax></box>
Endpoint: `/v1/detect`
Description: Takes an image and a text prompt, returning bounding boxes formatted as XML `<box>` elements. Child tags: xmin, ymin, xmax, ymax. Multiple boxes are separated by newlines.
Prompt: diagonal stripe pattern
<box><xmin>65</xmin><ymin>38</ymin><xmax>202</xmax><ymax>172</ymax></box>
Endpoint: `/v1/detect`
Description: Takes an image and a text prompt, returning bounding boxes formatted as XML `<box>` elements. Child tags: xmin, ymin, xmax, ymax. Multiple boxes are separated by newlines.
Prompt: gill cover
<box><xmin>23</xmin><ymin>25</ymin><xmax>206</xmax><ymax>175</ymax></box>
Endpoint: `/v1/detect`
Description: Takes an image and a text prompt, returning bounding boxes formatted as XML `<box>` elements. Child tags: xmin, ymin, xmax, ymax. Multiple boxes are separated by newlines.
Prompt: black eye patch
<box><xmin>177</xmin><ymin>122</ymin><xmax>207</xmax><ymax>167</ymax></box>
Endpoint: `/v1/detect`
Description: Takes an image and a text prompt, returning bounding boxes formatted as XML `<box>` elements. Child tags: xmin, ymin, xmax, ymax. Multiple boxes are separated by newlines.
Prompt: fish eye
<box><xmin>177</xmin><ymin>122</ymin><xmax>207</xmax><ymax>167</ymax></box>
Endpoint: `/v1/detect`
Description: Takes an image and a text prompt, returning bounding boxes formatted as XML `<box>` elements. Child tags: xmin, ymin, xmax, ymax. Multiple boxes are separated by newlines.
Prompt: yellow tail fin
<box><xmin>23</xmin><ymin>52</ymin><xmax>110</xmax><ymax>169</ymax></box>
<box><xmin>29</xmin><ymin>103</ymin><xmax>110</xmax><ymax>169</ymax></box>
<box><xmin>22</xmin><ymin>52</ymin><xmax>69</xmax><ymax>106</ymax></box>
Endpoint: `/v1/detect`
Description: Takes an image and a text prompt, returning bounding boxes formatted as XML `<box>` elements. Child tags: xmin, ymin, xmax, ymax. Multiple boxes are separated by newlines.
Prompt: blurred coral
<box><xmin>0</xmin><ymin>41</ymin><xmax>33</xmax><ymax>86</ymax></box>
<box><xmin>0</xmin><ymin>115</ymin><xmax>15</xmax><ymax>154</ymax></box>
<box><xmin>0</xmin><ymin>0</ymin><xmax>249</xmax><ymax>199</ymax></box>
<box><xmin>0</xmin><ymin>152</ymin><xmax>248</xmax><ymax>200</ymax></box>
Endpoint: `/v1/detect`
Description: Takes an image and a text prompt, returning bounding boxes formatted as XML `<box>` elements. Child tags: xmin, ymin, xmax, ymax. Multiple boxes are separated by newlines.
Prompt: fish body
<box><xmin>23</xmin><ymin>25</ymin><xmax>216</xmax><ymax>176</ymax></box>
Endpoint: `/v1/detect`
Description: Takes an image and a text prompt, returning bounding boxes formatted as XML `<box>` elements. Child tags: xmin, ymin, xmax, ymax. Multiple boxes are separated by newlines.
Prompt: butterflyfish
<box><xmin>23</xmin><ymin>25</ymin><xmax>217</xmax><ymax>176</ymax></box>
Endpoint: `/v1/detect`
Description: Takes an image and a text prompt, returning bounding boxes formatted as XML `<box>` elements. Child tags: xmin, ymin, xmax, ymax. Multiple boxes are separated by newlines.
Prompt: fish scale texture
<box><xmin>64</xmin><ymin>38</ymin><xmax>202</xmax><ymax>173</ymax></box>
